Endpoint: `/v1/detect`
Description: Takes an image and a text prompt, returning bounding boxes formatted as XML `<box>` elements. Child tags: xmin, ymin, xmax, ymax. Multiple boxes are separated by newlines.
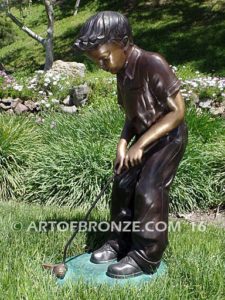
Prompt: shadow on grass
<box><xmin>3</xmin><ymin>0</ymin><xmax>225</xmax><ymax>75</ymax></box>
<box><xmin>84</xmin><ymin>0</ymin><xmax>225</xmax><ymax>74</ymax></box>
<box><xmin>30</xmin><ymin>213</ymin><xmax>110</xmax><ymax>252</ymax></box>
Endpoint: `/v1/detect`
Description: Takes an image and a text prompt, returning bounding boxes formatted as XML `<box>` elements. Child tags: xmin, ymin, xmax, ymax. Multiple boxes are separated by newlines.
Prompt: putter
<box><xmin>42</xmin><ymin>144</ymin><xmax>156</xmax><ymax>279</ymax></box>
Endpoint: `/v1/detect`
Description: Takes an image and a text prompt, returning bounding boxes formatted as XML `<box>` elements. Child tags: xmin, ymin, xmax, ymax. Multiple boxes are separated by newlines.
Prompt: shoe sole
<box><xmin>90</xmin><ymin>257</ymin><xmax>117</xmax><ymax>264</ymax></box>
<box><xmin>106</xmin><ymin>270</ymin><xmax>144</xmax><ymax>279</ymax></box>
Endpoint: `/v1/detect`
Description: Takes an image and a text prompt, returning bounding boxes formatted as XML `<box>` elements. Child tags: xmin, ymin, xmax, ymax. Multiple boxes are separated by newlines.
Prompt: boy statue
<box><xmin>74</xmin><ymin>11</ymin><xmax>188</xmax><ymax>279</ymax></box>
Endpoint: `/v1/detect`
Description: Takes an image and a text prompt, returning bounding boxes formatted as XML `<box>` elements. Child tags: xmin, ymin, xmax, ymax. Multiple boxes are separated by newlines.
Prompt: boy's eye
<box><xmin>101</xmin><ymin>57</ymin><xmax>109</xmax><ymax>62</ymax></box>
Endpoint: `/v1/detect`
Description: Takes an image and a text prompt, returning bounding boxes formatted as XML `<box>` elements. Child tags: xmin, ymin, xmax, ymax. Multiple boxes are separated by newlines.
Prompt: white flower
<box><xmin>30</xmin><ymin>78</ymin><xmax>37</xmax><ymax>84</ymax></box>
<box><xmin>51</xmin><ymin>98</ymin><xmax>59</xmax><ymax>104</ymax></box>
<box><xmin>40</xmin><ymin>99</ymin><xmax>46</xmax><ymax>104</ymax></box>
<box><xmin>36</xmin><ymin>70</ymin><xmax>44</xmax><ymax>74</ymax></box>
<box><xmin>44</xmin><ymin>78</ymin><xmax>51</xmax><ymax>84</ymax></box>
<box><xmin>45</xmin><ymin>103</ymin><xmax>51</xmax><ymax>108</ymax></box>
<box><xmin>13</xmin><ymin>85</ymin><xmax>23</xmax><ymax>91</ymax></box>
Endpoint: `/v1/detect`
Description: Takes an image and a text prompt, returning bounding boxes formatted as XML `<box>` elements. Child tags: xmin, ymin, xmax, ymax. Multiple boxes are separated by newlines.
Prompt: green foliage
<box><xmin>0</xmin><ymin>114</ymin><xmax>42</xmax><ymax>200</ymax></box>
<box><xmin>0</xmin><ymin>13</ymin><xmax>15</xmax><ymax>47</ymax></box>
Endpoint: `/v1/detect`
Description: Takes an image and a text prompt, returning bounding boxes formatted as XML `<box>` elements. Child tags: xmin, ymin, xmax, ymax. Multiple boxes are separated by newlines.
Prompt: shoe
<box><xmin>106</xmin><ymin>255</ymin><xmax>143</xmax><ymax>278</ymax></box>
<box><xmin>90</xmin><ymin>242</ymin><xmax>118</xmax><ymax>264</ymax></box>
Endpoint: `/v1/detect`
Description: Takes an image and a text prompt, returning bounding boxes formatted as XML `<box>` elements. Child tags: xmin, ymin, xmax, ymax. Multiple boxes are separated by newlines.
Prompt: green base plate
<box><xmin>57</xmin><ymin>253</ymin><xmax>167</xmax><ymax>286</ymax></box>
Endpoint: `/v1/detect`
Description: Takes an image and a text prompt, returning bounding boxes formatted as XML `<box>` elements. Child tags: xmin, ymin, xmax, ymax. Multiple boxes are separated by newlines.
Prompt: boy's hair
<box><xmin>74</xmin><ymin>11</ymin><xmax>133</xmax><ymax>51</ymax></box>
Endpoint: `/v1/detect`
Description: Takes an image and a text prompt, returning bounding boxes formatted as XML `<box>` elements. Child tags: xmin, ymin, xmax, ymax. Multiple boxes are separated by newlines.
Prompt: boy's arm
<box><xmin>115</xmin><ymin>118</ymin><xmax>135</xmax><ymax>174</ymax></box>
<box><xmin>119</xmin><ymin>117</ymin><xmax>135</xmax><ymax>145</ymax></box>
<box><xmin>124</xmin><ymin>91</ymin><xmax>185</xmax><ymax>167</ymax></box>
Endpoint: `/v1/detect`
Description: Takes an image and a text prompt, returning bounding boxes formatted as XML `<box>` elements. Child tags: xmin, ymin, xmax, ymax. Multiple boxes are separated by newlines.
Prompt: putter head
<box><xmin>42</xmin><ymin>262</ymin><xmax>68</xmax><ymax>279</ymax></box>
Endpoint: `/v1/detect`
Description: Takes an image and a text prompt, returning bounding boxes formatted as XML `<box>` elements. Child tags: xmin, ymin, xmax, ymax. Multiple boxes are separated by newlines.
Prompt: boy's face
<box><xmin>86</xmin><ymin>41</ymin><xmax>127</xmax><ymax>74</ymax></box>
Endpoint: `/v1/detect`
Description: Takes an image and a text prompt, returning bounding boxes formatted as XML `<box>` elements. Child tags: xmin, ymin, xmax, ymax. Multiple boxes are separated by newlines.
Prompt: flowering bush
<box><xmin>1</xmin><ymin>66</ymin><xmax>225</xmax><ymax>115</ymax></box>
<box><xmin>0</xmin><ymin>69</ymin><xmax>85</xmax><ymax>111</ymax></box>
<box><xmin>181</xmin><ymin>75</ymin><xmax>225</xmax><ymax>103</ymax></box>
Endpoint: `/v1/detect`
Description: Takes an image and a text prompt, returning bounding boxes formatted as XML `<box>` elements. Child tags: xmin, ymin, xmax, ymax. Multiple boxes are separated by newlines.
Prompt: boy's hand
<box><xmin>114</xmin><ymin>142</ymin><xmax>127</xmax><ymax>174</ymax></box>
<box><xmin>125</xmin><ymin>143</ymin><xmax>143</xmax><ymax>168</ymax></box>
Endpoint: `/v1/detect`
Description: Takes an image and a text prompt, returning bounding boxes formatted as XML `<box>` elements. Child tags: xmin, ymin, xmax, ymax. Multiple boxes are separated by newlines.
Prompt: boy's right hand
<box><xmin>114</xmin><ymin>142</ymin><xmax>127</xmax><ymax>175</ymax></box>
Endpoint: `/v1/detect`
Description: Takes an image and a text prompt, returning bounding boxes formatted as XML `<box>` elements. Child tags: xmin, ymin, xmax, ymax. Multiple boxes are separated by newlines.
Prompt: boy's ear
<box><xmin>122</xmin><ymin>36</ymin><xmax>129</xmax><ymax>50</ymax></box>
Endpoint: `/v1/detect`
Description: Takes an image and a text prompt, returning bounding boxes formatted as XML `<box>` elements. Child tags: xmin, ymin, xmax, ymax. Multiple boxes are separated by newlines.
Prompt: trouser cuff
<box><xmin>128</xmin><ymin>250</ymin><xmax>161</xmax><ymax>274</ymax></box>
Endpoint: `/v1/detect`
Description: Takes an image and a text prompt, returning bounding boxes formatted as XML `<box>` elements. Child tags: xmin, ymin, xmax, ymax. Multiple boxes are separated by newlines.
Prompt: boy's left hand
<box><xmin>124</xmin><ymin>143</ymin><xmax>143</xmax><ymax>168</ymax></box>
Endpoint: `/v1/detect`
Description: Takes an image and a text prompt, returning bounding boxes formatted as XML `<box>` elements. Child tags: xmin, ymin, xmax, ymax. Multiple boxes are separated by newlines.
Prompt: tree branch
<box><xmin>6</xmin><ymin>11</ymin><xmax>45</xmax><ymax>44</ymax></box>
<box><xmin>74</xmin><ymin>0</ymin><xmax>81</xmax><ymax>16</ymax></box>
<box><xmin>44</xmin><ymin>0</ymin><xmax>54</xmax><ymax>41</ymax></box>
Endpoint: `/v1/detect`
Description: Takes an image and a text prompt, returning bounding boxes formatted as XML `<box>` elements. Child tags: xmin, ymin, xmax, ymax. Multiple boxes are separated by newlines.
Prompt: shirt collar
<box><xmin>123</xmin><ymin>45</ymin><xmax>141</xmax><ymax>80</ymax></box>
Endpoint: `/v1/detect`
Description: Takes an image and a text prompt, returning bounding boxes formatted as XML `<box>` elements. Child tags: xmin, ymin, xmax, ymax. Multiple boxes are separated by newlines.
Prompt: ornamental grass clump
<box><xmin>0</xmin><ymin>115</ymin><xmax>42</xmax><ymax>200</ymax></box>
<box><xmin>20</xmin><ymin>101</ymin><xmax>225</xmax><ymax>211</ymax></box>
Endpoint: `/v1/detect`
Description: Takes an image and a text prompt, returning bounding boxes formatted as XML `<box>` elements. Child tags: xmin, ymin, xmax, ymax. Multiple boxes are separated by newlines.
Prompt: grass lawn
<box><xmin>1</xmin><ymin>201</ymin><xmax>224</xmax><ymax>300</ymax></box>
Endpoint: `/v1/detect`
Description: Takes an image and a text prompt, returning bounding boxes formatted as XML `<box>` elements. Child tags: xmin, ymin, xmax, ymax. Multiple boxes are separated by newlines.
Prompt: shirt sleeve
<box><xmin>147</xmin><ymin>53</ymin><xmax>181</xmax><ymax>105</ymax></box>
<box><xmin>117</xmin><ymin>82</ymin><xmax>123</xmax><ymax>109</ymax></box>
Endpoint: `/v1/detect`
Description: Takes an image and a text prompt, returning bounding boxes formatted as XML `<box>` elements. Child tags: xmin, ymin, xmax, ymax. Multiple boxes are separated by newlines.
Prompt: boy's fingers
<box><xmin>116</xmin><ymin>161</ymin><xmax>123</xmax><ymax>174</ymax></box>
<box><xmin>124</xmin><ymin>155</ymin><xmax>129</xmax><ymax>169</ymax></box>
<box><xmin>130</xmin><ymin>158</ymin><xmax>135</xmax><ymax>167</ymax></box>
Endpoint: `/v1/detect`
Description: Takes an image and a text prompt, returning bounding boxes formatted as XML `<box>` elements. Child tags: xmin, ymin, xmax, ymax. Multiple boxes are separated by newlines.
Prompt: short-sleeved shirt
<box><xmin>117</xmin><ymin>45</ymin><xmax>181</xmax><ymax>136</ymax></box>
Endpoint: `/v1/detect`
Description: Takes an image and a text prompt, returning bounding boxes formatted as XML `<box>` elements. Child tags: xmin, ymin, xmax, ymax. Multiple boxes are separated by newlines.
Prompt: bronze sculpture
<box><xmin>74</xmin><ymin>11</ymin><xmax>188</xmax><ymax>279</ymax></box>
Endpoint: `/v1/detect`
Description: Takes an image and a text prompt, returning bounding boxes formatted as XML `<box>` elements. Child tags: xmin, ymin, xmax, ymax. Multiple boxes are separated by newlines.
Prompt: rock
<box><xmin>5</xmin><ymin>108</ymin><xmax>14</xmax><ymax>115</ymax></box>
<box><xmin>63</xmin><ymin>95</ymin><xmax>74</xmax><ymax>106</ymax></box>
<box><xmin>60</xmin><ymin>105</ymin><xmax>77</xmax><ymax>114</ymax></box>
<box><xmin>11</xmin><ymin>98</ymin><xmax>22</xmax><ymax>109</ymax></box>
<box><xmin>209</xmin><ymin>106</ymin><xmax>225</xmax><ymax>116</ymax></box>
<box><xmin>46</xmin><ymin>60</ymin><xmax>86</xmax><ymax>78</ymax></box>
<box><xmin>0</xmin><ymin>103</ymin><xmax>11</xmax><ymax>110</ymax></box>
<box><xmin>24</xmin><ymin>100</ymin><xmax>38</xmax><ymax>112</ymax></box>
<box><xmin>13</xmin><ymin>103</ymin><xmax>29</xmax><ymax>114</ymax></box>
<box><xmin>214</xmin><ymin>101</ymin><xmax>220</xmax><ymax>108</ymax></box>
<box><xmin>198</xmin><ymin>100</ymin><xmax>212</xmax><ymax>109</ymax></box>
<box><xmin>70</xmin><ymin>83</ymin><xmax>90</xmax><ymax>107</ymax></box>
<box><xmin>192</xmin><ymin>93</ymin><xmax>200</xmax><ymax>104</ymax></box>
<box><xmin>1</xmin><ymin>97</ymin><xmax>12</xmax><ymax>105</ymax></box>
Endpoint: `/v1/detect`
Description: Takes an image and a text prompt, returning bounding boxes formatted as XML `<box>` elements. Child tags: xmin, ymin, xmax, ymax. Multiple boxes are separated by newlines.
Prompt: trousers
<box><xmin>108</xmin><ymin>121</ymin><xmax>188</xmax><ymax>273</ymax></box>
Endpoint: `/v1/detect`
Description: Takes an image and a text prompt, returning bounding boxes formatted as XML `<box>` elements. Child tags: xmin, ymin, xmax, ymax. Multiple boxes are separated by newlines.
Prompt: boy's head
<box><xmin>74</xmin><ymin>11</ymin><xmax>134</xmax><ymax>74</ymax></box>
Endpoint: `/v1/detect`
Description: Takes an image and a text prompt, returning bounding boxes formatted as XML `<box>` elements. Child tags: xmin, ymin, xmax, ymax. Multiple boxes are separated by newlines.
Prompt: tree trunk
<box><xmin>5</xmin><ymin>0</ymin><xmax>54</xmax><ymax>71</ymax></box>
<box><xmin>43</xmin><ymin>0</ymin><xmax>54</xmax><ymax>70</ymax></box>
<box><xmin>44</xmin><ymin>38</ymin><xmax>54</xmax><ymax>71</ymax></box>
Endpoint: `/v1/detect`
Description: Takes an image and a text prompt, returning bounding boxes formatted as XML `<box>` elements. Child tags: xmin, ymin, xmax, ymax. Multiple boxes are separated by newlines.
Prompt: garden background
<box><xmin>0</xmin><ymin>0</ymin><xmax>224</xmax><ymax>299</ymax></box>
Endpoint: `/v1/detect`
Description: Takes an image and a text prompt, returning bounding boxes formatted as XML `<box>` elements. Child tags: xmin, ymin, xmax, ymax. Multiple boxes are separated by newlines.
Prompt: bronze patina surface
<box><xmin>74</xmin><ymin>11</ymin><xmax>188</xmax><ymax>278</ymax></box>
